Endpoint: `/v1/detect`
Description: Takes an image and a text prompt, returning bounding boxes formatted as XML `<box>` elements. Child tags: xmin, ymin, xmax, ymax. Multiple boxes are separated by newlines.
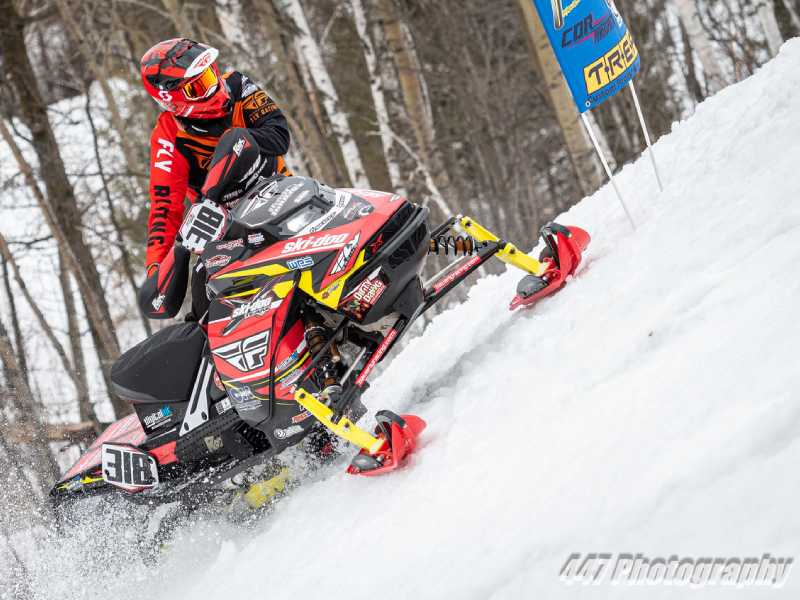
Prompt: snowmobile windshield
<box><xmin>281</xmin><ymin>204</ymin><xmax>328</xmax><ymax>234</ymax></box>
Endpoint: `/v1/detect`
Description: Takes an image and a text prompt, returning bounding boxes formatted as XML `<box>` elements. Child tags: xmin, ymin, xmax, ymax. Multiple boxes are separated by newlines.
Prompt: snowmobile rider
<box><xmin>138</xmin><ymin>38</ymin><xmax>291</xmax><ymax>320</ymax></box>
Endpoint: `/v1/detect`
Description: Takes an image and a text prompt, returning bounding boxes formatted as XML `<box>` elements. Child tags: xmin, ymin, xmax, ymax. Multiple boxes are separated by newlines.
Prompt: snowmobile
<box><xmin>50</xmin><ymin>132</ymin><xmax>589</xmax><ymax>506</ymax></box>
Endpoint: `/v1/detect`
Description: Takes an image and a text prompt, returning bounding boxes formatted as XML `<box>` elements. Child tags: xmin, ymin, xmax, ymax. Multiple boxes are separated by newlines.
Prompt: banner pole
<box><xmin>628</xmin><ymin>81</ymin><xmax>663</xmax><ymax>192</ymax></box>
<box><xmin>580</xmin><ymin>112</ymin><xmax>636</xmax><ymax>230</ymax></box>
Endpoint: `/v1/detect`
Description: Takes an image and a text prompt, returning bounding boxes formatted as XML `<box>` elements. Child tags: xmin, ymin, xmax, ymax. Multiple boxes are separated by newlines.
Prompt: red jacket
<box><xmin>145</xmin><ymin>71</ymin><xmax>291</xmax><ymax>269</ymax></box>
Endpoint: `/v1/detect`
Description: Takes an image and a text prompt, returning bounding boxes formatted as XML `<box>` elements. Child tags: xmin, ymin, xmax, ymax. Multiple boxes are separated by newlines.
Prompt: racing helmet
<box><xmin>140</xmin><ymin>38</ymin><xmax>231</xmax><ymax>120</ymax></box>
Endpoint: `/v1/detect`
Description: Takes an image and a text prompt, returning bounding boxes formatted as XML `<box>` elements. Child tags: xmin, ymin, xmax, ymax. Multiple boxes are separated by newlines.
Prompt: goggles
<box><xmin>183</xmin><ymin>67</ymin><xmax>219</xmax><ymax>101</ymax></box>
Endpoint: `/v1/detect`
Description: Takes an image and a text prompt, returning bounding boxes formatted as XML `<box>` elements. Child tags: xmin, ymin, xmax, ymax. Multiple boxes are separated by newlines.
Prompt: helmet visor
<box><xmin>183</xmin><ymin>67</ymin><xmax>219</xmax><ymax>101</ymax></box>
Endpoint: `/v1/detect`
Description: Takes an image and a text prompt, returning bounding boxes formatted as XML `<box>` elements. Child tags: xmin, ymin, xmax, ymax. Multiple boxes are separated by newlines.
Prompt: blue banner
<box><xmin>531</xmin><ymin>0</ymin><xmax>641</xmax><ymax>112</ymax></box>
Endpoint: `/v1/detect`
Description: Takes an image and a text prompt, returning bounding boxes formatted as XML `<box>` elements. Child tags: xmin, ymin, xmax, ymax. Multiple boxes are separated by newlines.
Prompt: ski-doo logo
<box><xmin>143</xmin><ymin>406</ymin><xmax>172</xmax><ymax>429</ymax></box>
<box><xmin>281</xmin><ymin>233</ymin><xmax>349</xmax><ymax>255</ymax></box>
<box><xmin>329</xmin><ymin>232</ymin><xmax>360</xmax><ymax>275</ymax></box>
<box><xmin>212</xmin><ymin>331</ymin><xmax>270</xmax><ymax>372</ymax></box>
<box><xmin>230</xmin><ymin>295</ymin><xmax>277</xmax><ymax>320</ymax></box>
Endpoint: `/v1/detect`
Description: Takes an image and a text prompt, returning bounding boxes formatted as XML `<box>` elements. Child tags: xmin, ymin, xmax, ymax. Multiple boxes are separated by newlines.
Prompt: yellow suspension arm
<box><xmin>294</xmin><ymin>388</ymin><xmax>385</xmax><ymax>454</ymax></box>
<box><xmin>457</xmin><ymin>216</ymin><xmax>545</xmax><ymax>276</ymax></box>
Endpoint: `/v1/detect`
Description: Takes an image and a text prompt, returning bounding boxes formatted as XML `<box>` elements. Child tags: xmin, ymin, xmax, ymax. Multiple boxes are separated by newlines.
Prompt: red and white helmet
<box><xmin>140</xmin><ymin>38</ymin><xmax>231</xmax><ymax>120</ymax></box>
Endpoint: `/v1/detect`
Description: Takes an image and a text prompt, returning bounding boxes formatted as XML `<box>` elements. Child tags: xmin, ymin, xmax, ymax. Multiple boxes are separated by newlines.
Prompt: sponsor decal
<box><xmin>187</xmin><ymin>49</ymin><xmax>215</xmax><ymax>75</ymax></box>
<box><xmin>216</xmin><ymin>239</ymin><xmax>244</xmax><ymax>251</ymax></box>
<box><xmin>222</xmin><ymin>286</ymin><xmax>281</xmax><ymax>336</ymax></box>
<box><xmin>248</xmin><ymin>232</ymin><xmax>266</xmax><ymax>245</ymax></box>
<box><xmin>215</xmin><ymin>397</ymin><xmax>232</xmax><ymax>415</ymax></box>
<box><xmin>552</xmin><ymin>0</ymin><xmax>583</xmax><ymax>30</ymax></box>
<box><xmin>230</xmin><ymin>293</ymin><xmax>278</xmax><ymax>320</ymax></box>
<box><xmin>212</xmin><ymin>330</ymin><xmax>271</xmax><ymax>372</ymax></box>
<box><xmin>353</xmin><ymin>275</ymin><xmax>386</xmax><ymax>305</ymax></box>
<box><xmin>266</xmin><ymin>182</ymin><xmax>304</xmax><ymax>216</ymax></box>
<box><xmin>244</xmin><ymin>91</ymin><xmax>278</xmax><ymax>124</ymax></box>
<box><xmin>330</xmin><ymin>232</ymin><xmax>361</xmax><ymax>275</ymax></box>
<box><xmin>204</xmin><ymin>254</ymin><xmax>231</xmax><ymax>269</ymax></box>
<box><xmin>355</xmin><ymin>328</ymin><xmax>398</xmax><ymax>387</ymax></box>
<box><xmin>561</xmin><ymin>12</ymin><xmax>613</xmax><ymax>48</ymax></box>
<box><xmin>274</xmin><ymin>340</ymin><xmax>306</xmax><ymax>373</ymax></box>
<box><xmin>281</xmin><ymin>233</ymin><xmax>349</xmax><ymax>255</ymax></box>
<box><xmin>204</xmin><ymin>435</ymin><xmax>224</xmax><ymax>452</ymax></box>
<box><xmin>180</xmin><ymin>200</ymin><xmax>228</xmax><ymax>254</ymax></box>
<box><xmin>344</xmin><ymin>200</ymin><xmax>374</xmax><ymax>220</ymax></box>
<box><xmin>228</xmin><ymin>386</ymin><xmax>261</xmax><ymax>411</ymax></box>
<box><xmin>299</xmin><ymin>190</ymin><xmax>351</xmax><ymax>234</ymax></box>
<box><xmin>273</xmin><ymin>425</ymin><xmax>304</xmax><ymax>439</ymax></box>
<box><xmin>583</xmin><ymin>30</ymin><xmax>638</xmax><ymax>94</ymax></box>
<box><xmin>433</xmin><ymin>255</ymin><xmax>481</xmax><ymax>294</ymax></box>
<box><xmin>242</xmin><ymin>180</ymin><xmax>279</xmax><ymax>216</ymax></box>
<box><xmin>239</xmin><ymin>153</ymin><xmax>262</xmax><ymax>186</ymax></box>
<box><xmin>321</xmin><ymin>280</ymin><xmax>341</xmax><ymax>300</ymax></box>
<box><xmin>343</xmin><ymin>274</ymin><xmax>386</xmax><ymax>320</ymax></box>
<box><xmin>154</xmin><ymin>138</ymin><xmax>174</xmax><ymax>173</ymax></box>
<box><xmin>232</xmin><ymin>137</ymin><xmax>246</xmax><ymax>156</ymax></box>
<box><xmin>368</xmin><ymin>233</ymin><xmax>385</xmax><ymax>255</ymax></box>
<box><xmin>241</xmin><ymin>81</ymin><xmax>258</xmax><ymax>98</ymax></box>
<box><xmin>151</xmin><ymin>294</ymin><xmax>165</xmax><ymax>311</ymax></box>
<box><xmin>291</xmin><ymin>410</ymin><xmax>312</xmax><ymax>424</ymax></box>
<box><xmin>286</xmin><ymin>256</ymin><xmax>314</xmax><ymax>270</ymax></box>
<box><xmin>143</xmin><ymin>406</ymin><xmax>172</xmax><ymax>429</ymax></box>
<box><xmin>101</xmin><ymin>443</ymin><xmax>159</xmax><ymax>491</ymax></box>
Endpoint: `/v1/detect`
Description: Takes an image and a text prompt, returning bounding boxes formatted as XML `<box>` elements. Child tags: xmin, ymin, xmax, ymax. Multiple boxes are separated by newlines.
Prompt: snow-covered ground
<box><xmin>13</xmin><ymin>38</ymin><xmax>800</xmax><ymax>600</ymax></box>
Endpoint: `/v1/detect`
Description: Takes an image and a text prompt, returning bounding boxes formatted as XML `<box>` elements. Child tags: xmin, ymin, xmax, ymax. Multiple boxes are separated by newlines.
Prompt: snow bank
<box><xmin>19</xmin><ymin>39</ymin><xmax>800</xmax><ymax>600</ymax></box>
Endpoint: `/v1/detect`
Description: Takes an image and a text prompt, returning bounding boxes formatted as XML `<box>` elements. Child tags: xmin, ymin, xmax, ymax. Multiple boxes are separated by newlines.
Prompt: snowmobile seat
<box><xmin>111</xmin><ymin>322</ymin><xmax>205</xmax><ymax>404</ymax></box>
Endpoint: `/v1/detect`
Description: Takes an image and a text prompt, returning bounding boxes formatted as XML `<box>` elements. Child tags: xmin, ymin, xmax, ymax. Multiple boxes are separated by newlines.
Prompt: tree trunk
<box><xmin>349</xmin><ymin>0</ymin><xmax>406</xmax><ymax>194</ymax></box>
<box><xmin>0</xmin><ymin>317</ymin><xmax>59</xmax><ymax>487</ymax></box>
<box><xmin>674</xmin><ymin>0</ymin><xmax>726</xmax><ymax>94</ymax></box>
<box><xmin>55</xmin><ymin>0</ymin><xmax>147</xmax><ymax>193</ymax></box>
<box><xmin>58</xmin><ymin>249</ymin><xmax>98</xmax><ymax>429</ymax></box>
<box><xmin>0</xmin><ymin>0</ymin><xmax>121</xmax><ymax>377</ymax></box>
<box><xmin>253</xmin><ymin>0</ymin><xmax>345</xmax><ymax>184</ymax></box>
<box><xmin>376</xmin><ymin>0</ymin><xmax>454</xmax><ymax>207</ymax></box>
<box><xmin>0</xmin><ymin>254</ymin><xmax>28</xmax><ymax>392</ymax></box>
<box><xmin>758</xmin><ymin>0</ymin><xmax>785</xmax><ymax>57</ymax></box>
<box><xmin>83</xmin><ymin>90</ymin><xmax>152</xmax><ymax>337</ymax></box>
<box><xmin>278</xmin><ymin>0</ymin><xmax>371</xmax><ymax>188</ymax></box>
<box><xmin>515</xmin><ymin>0</ymin><xmax>604</xmax><ymax>197</ymax></box>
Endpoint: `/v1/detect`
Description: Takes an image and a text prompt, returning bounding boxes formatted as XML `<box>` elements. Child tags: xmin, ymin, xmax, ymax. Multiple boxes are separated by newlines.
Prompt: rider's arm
<box><xmin>145</xmin><ymin>114</ymin><xmax>190</xmax><ymax>273</ymax></box>
<box><xmin>237</xmin><ymin>74</ymin><xmax>291</xmax><ymax>156</ymax></box>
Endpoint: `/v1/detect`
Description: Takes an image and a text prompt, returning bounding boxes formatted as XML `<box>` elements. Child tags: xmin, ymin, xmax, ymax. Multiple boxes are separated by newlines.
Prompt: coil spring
<box><xmin>428</xmin><ymin>235</ymin><xmax>478</xmax><ymax>256</ymax></box>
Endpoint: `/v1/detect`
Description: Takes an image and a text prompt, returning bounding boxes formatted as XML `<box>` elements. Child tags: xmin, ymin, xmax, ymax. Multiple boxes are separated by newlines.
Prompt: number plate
<box><xmin>179</xmin><ymin>199</ymin><xmax>229</xmax><ymax>254</ymax></box>
<box><xmin>101</xmin><ymin>443</ymin><xmax>159</xmax><ymax>492</ymax></box>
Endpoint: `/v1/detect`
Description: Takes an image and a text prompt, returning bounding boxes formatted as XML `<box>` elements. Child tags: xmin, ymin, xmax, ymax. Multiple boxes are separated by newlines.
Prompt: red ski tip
<box><xmin>347</xmin><ymin>411</ymin><xmax>426</xmax><ymax>476</ymax></box>
<box><xmin>566</xmin><ymin>225</ymin><xmax>590</xmax><ymax>252</ymax></box>
<box><xmin>509</xmin><ymin>222</ymin><xmax>590</xmax><ymax>311</ymax></box>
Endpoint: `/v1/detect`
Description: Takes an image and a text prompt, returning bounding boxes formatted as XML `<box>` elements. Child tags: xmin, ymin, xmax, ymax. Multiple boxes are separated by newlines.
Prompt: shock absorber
<box><xmin>304</xmin><ymin>320</ymin><xmax>340</xmax><ymax>391</ymax></box>
<box><xmin>428</xmin><ymin>235</ymin><xmax>478</xmax><ymax>256</ymax></box>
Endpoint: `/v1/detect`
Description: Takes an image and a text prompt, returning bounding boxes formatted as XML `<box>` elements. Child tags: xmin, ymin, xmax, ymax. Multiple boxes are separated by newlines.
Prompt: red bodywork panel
<box><xmin>62</xmin><ymin>414</ymin><xmax>146</xmax><ymax>480</ymax></box>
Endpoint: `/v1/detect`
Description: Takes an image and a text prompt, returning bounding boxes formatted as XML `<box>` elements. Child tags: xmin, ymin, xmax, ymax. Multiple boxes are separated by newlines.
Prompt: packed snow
<box><xmin>11</xmin><ymin>38</ymin><xmax>800</xmax><ymax>600</ymax></box>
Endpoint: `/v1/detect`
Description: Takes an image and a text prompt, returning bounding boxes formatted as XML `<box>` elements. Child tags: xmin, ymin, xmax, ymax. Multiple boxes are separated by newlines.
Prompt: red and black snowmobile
<box><xmin>50</xmin><ymin>132</ymin><xmax>589</xmax><ymax>506</ymax></box>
